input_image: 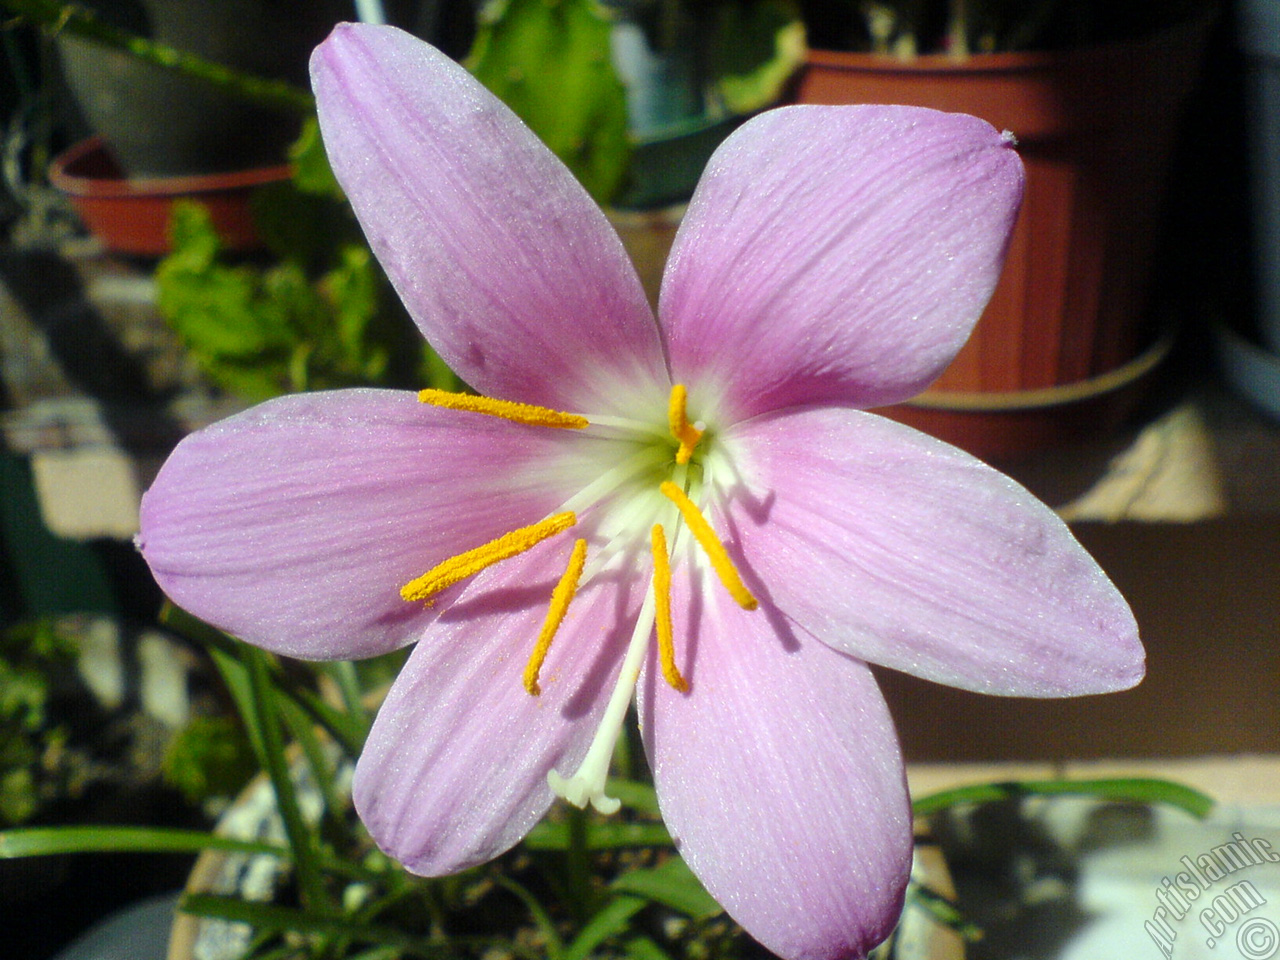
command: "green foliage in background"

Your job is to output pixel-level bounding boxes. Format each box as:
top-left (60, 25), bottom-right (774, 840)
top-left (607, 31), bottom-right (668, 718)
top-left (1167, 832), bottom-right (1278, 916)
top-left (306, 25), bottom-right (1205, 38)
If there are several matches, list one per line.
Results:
top-left (469, 0), bottom-right (632, 205)
top-left (708, 0), bottom-right (807, 115)
top-left (0, 621), bottom-right (76, 825)
top-left (163, 715), bottom-right (257, 811)
top-left (155, 120), bottom-right (452, 403)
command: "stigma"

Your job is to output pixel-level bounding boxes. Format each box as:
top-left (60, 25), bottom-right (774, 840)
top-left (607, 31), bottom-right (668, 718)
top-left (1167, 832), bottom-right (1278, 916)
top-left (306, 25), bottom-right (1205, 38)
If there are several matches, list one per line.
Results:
top-left (403, 383), bottom-right (760, 814)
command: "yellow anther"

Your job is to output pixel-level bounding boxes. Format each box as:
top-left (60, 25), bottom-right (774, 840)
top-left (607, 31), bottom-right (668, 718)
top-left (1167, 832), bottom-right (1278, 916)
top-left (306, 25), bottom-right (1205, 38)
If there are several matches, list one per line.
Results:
top-left (650, 524), bottom-right (688, 693)
top-left (659, 482), bottom-right (757, 611)
top-left (418, 389), bottom-right (589, 430)
top-left (401, 512), bottom-right (577, 603)
top-left (667, 384), bottom-right (703, 465)
top-left (524, 538), bottom-right (588, 696)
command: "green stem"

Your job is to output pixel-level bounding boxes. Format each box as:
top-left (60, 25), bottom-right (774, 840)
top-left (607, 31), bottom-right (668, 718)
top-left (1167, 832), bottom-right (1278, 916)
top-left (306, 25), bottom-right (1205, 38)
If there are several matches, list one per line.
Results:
top-left (3, 0), bottom-right (314, 112)
top-left (565, 806), bottom-right (595, 922)
top-left (245, 646), bottom-right (330, 913)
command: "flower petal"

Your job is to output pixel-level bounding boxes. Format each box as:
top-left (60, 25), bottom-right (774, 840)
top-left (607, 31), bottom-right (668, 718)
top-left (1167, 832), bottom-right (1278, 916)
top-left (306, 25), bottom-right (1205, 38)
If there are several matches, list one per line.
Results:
top-left (660, 105), bottom-right (1024, 420)
top-left (355, 552), bottom-right (643, 874)
top-left (311, 24), bottom-right (666, 412)
top-left (639, 575), bottom-right (912, 960)
top-left (723, 408), bottom-right (1144, 696)
top-left (138, 389), bottom-right (589, 659)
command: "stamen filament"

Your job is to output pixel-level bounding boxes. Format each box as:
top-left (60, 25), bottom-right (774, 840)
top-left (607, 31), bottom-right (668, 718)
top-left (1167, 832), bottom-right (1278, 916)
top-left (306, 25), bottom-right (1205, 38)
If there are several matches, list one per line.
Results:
top-left (659, 481), bottom-right (757, 610)
top-left (524, 539), bottom-right (588, 695)
top-left (650, 524), bottom-right (688, 692)
top-left (667, 384), bottom-right (703, 464)
top-left (418, 389), bottom-right (588, 430)
top-left (548, 588), bottom-right (657, 814)
top-left (401, 512), bottom-right (576, 603)
top-left (578, 413), bottom-right (670, 438)
top-left (559, 445), bottom-right (668, 516)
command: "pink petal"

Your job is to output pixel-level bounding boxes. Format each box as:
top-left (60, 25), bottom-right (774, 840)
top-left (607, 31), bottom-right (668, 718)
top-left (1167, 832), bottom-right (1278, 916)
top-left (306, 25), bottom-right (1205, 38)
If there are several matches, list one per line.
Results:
top-left (639, 571), bottom-right (912, 960)
top-left (722, 408), bottom-right (1144, 696)
top-left (355, 552), bottom-right (644, 874)
top-left (311, 24), bottom-right (666, 412)
top-left (138, 389), bottom-right (587, 660)
top-left (660, 105), bottom-right (1024, 420)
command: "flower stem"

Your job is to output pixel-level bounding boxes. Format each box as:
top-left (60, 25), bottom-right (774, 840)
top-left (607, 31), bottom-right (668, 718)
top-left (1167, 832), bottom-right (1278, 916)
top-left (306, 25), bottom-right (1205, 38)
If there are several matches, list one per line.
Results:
top-left (565, 805), bottom-right (595, 923)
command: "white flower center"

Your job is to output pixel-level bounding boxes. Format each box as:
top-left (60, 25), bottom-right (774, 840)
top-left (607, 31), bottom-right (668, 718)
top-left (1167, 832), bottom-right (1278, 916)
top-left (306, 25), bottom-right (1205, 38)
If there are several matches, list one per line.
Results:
top-left (400, 384), bottom-right (758, 814)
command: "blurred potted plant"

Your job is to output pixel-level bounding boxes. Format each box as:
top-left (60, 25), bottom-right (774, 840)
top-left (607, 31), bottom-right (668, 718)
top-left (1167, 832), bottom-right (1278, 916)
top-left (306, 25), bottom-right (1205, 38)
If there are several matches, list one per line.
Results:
top-left (468, 0), bottom-right (806, 301)
top-left (794, 0), bottom-right (1217, 459)
top-left (6, 0), bottom-right (339, 254)
top-left (1217, 0), bottom-right (1280, 420)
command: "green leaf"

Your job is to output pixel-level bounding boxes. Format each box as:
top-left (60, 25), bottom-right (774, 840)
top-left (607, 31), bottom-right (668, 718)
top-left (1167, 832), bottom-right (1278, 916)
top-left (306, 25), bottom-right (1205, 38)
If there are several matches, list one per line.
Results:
top-left (162, 714), bottom-right (258, 806)
top-left (204, 642), bottom-right (265, 763)
top-left (244, 646), bottom-right (329, 912)
top-left (524, 820), bottom-right (673, 850)
top-left (611, 856), bottom-right (723, 920)
top-left (162, 606), bottom-right (367, 756)
top-left (0, 768), bottom-right (36, 825)
top-left (323, 244), bottom-right (385, 379)
top-left (563, 894), bottom-right (648, 960)
top-left (606, 778), bottom-right (661, 816)
top-left (494, 874), bottom-right (566, 960)
top-left (912, 777), bottom-right (1214, 819)
top-left (468, 0), bottom-right (631, 204)
top-left (0, 825), bottom-right (287, 859)
top-left (155, 203), bottom-right (295, 400)
top-left (624, 933), bottom-right (676, 960)
top-left (906, 881), bottom-right (983, 941)
top-left (290, 115), bottom-right (344, 199)
top-left (710, 0), bottom-right (807, 114)
top-left (179, 894), bottom-right (436, 952)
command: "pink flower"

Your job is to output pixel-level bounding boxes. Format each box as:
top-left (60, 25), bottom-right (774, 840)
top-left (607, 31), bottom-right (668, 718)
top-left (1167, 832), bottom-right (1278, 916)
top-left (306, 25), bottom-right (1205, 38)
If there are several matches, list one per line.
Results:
top-left (137, 23), bottom-right (1143, 960)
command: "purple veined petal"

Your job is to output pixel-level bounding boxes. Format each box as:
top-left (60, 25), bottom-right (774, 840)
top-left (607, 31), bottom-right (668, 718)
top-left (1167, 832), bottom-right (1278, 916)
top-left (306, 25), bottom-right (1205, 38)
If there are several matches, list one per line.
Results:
top-left (721, 407), bottom-right (1144, 696)
top-left (311, 24), bottom-right (668, 413)
top-left (638, 570), bottom-right (912, 960)
top-left (138, 389), bottom-right (592, 660)
top-left (355, 548), bottom-right (645, 874)
top-left (661, 105), bottom-right (1024, 421)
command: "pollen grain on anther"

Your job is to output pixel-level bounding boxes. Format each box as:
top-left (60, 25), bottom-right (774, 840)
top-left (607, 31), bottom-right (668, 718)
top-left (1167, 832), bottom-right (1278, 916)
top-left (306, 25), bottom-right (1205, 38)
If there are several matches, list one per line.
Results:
top-left (418, 388), bottom-right (589, 430)
top-left (524, 538), bottom-right (589, 696)
top-left (650, 524), bottom-right (688, 693)
top-left (401, 512), bottom-right (577, 604)
top-left (659, 482), bottom-right (757, 611)
top-left (667, 384), bottom-right (704, 465)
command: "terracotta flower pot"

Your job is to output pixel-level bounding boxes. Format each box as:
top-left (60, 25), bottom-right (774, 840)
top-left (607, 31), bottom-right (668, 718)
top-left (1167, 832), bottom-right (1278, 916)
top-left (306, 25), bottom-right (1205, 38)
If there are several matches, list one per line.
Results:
top-left (48, 137), bottom-right (291, 256)
top-left (793, 14), bottom-right (1213, 459)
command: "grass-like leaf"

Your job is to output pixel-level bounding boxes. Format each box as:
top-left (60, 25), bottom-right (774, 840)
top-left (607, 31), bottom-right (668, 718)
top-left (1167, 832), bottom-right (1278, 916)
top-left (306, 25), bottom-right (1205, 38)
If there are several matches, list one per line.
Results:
top-left (562, 895), bottom-right (648, 960)
top-left (912, 777), bottom-right (1213, 819)
top-left (493, 874), bottom-right (566, 960)
top-left (524, 821), bottom-right (673, 851)
top-left (605, 779), bottom-right (661, 816)
top-left (611, 857), bottom-right (722, 921)
top-left (0, 825), bottom-right (287, 859)
top-left (179, 893), bottom-right (460, 957)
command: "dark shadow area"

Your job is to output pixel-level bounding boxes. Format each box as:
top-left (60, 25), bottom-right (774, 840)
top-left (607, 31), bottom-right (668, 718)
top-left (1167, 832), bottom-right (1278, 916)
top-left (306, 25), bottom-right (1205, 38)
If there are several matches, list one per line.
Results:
top-left (882, 516), bottom-right (1280, 762)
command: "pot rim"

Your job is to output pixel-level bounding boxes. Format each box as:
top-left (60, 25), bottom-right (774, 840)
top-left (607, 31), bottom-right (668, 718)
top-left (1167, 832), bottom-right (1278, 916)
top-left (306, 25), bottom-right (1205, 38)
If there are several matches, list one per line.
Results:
top-left (49, 136), bottom-right (293, 199)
